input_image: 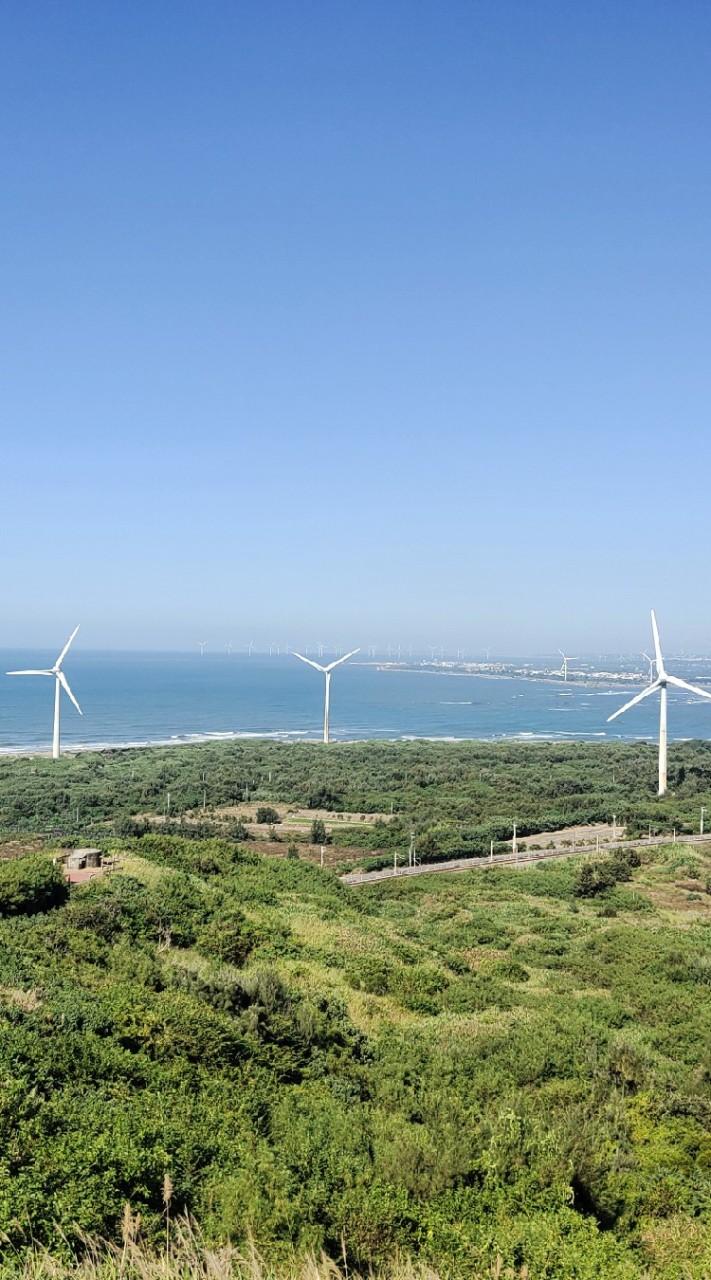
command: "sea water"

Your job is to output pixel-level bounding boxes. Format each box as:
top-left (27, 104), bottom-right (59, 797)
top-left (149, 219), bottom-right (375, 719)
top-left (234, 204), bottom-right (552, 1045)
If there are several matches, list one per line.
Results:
top-left (1, 651), bottom-right (710, 754)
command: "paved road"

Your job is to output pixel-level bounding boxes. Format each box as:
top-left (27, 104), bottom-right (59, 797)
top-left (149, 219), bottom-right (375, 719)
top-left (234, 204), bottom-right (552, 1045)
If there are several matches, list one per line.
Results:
top-left (340, 832), bottom-right (711, 886)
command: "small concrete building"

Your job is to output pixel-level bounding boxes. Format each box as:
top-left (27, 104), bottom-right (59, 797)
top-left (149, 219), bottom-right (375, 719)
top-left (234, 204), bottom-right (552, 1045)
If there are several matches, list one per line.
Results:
top-left (64, 848), bottom-right (102, 871)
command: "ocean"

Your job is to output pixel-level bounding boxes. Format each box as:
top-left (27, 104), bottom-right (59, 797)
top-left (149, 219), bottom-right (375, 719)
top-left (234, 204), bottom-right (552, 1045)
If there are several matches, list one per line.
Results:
top-left (1, 651), bottom-right (711, 755)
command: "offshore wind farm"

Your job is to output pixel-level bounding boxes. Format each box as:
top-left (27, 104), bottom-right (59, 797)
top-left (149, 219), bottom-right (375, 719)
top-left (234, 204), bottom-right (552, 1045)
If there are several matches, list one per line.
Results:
top-left (2, 626), bottom-right (711, 756)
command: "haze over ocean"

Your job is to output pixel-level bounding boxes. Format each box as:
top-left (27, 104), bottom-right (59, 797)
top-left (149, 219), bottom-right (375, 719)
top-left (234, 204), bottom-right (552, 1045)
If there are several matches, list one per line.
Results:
top-left (2, 652), bottom-right (711, 754)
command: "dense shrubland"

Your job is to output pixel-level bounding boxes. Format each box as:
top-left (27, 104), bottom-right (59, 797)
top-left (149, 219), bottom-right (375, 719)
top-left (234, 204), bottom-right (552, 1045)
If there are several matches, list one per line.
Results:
top-left (1, 740), bottom-right (711, 864)
top-left (0, 815), bottom-right (710, 1275)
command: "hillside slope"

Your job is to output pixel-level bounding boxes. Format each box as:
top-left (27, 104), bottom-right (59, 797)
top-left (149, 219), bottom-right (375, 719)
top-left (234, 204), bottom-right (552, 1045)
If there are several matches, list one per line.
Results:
top-left (0, 835), bottom-right (710, 1277)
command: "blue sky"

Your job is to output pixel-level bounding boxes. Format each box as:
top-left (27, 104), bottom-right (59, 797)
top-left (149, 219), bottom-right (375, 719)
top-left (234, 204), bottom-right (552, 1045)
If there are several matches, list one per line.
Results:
top-left (2, 1), bottom-right (710, 654)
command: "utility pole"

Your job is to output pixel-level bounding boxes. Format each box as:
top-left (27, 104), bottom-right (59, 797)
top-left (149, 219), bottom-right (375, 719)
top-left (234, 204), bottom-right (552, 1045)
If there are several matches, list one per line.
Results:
top-left (320, 845), bottom-right (325, 868)
top-left (408, 829), bottom-right (416, 868)
top-left (490, 840), bottom-right (494, 863)
top-left (612, 813), bottom-right (617, 841)
top-left (513, 822), bottom-right (518, 865)
top-left (166, 791), bottom-right (171, 818)
top-left (701, 807), bottom-right (706, 837)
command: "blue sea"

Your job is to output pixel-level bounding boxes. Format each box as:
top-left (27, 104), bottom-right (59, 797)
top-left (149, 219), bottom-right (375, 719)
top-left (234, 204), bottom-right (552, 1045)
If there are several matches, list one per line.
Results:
top-left (1, 651), bottom-right (711, 754)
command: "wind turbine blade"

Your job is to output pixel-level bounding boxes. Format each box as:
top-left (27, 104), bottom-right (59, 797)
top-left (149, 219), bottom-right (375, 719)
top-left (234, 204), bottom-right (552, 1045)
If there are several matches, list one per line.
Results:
top-left (607, 681), bottom-right (661, 722)
top-left (324, 648), bottom-right (361, 672)
top-left (6, 669), bottom-right (53, 676)
top-left (55, 625), bottom-right (80, 669)
top-left (650, 611), bottom-right (664, 672)
top-left (666, 674), bottom-right (711, 701)
top-left (293, 652), bottom-right (326, 674)
top-left (57, 670), bottom-right (83, 715)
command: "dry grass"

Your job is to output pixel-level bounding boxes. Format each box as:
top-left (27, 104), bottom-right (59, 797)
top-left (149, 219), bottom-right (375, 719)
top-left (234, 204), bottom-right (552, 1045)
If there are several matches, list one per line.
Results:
top-left (0, 986), bottom-right (41, 1012)
top-left (0, 838), bottom-right (46, 861)
top-left (0, 1212), bottom-right (530, 1280)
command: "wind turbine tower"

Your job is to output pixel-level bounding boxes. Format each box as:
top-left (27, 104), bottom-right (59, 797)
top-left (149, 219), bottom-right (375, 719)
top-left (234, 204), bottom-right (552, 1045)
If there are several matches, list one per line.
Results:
top-left (558, 650), bottom-right (577, 682)
top-left (293, 648), bottom-right (360, 743)
top-left (608, 610), bottom-right (711, 795)
top-left (7, 626), bottom-right (83, 760)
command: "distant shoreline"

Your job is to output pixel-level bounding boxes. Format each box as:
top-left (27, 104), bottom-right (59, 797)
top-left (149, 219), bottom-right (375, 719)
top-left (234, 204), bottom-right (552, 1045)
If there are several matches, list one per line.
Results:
top-left (0, 728), bottom-right (683, 762)
top-left (370, 663), bottom-right (643, 689)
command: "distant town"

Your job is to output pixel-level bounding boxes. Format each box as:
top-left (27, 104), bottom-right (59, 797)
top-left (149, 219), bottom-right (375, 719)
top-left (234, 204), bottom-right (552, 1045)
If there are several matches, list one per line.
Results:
top-left (374, 657), bottom-right (711, 686)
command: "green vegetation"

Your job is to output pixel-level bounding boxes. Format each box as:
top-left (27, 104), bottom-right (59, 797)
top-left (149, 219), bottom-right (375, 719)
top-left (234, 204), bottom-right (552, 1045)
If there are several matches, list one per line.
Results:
top-left (572, 848), bottom-right (641, 897)
top-left (256, 806), bottom-right (281, 826)
top-left (0, 852), bottom-right (67, 917)
top-left (1, 742), bottom-right (711, 1275)
top-left (0, 841), bottom-right (708, 1273)
top-left (1, 738), bottom-right (711, 865)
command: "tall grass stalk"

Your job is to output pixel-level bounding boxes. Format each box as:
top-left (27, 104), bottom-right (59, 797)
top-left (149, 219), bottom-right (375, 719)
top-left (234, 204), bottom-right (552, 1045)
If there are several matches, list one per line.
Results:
top-left (0, 1213), bottom-right (524, 1280)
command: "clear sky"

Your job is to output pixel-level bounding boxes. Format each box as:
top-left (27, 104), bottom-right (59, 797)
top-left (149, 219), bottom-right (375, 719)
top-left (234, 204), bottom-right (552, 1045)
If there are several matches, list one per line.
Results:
top-left (2, 1), bottom-right (710, 654)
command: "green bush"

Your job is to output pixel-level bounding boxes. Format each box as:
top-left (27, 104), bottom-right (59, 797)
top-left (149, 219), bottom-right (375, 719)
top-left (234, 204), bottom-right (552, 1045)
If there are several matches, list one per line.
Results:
top-left (572, 853), bottom-right (639, 899)
top-left (256, 806), bottom-right (280, 825)
top-left (195, 907), bottom-right (263, 965)
top-left (0, 854), bottom-right (68, 917)
top-left (310, 819), bottom-right (328, 845)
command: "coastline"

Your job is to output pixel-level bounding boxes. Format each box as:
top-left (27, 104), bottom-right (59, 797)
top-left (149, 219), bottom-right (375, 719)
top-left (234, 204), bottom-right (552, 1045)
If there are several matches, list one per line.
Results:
top-left (0, 726), bottom-right (678, 761)
top-left (2, 658), bottom-right (709, 757)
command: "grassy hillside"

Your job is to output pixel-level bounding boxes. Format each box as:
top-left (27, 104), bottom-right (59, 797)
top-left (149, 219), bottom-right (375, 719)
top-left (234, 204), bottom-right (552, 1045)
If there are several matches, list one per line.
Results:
top-left (0, 825), bottom-right (710, 1277)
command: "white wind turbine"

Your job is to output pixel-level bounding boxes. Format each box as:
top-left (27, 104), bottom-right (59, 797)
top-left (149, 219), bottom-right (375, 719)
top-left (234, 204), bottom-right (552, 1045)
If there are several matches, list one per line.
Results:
top-left (642, 651), bottom-right (656, 683)
top-left (293, 648), bottom-right (360, 743)
top-left (558, 649), bottom-right (577, 682)
top-left (198, 641), bottom-right (207, 655)
top-left (7, 625), bottom-right (82, 760)
top-left (608, 610), bottom-right (711, 796)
